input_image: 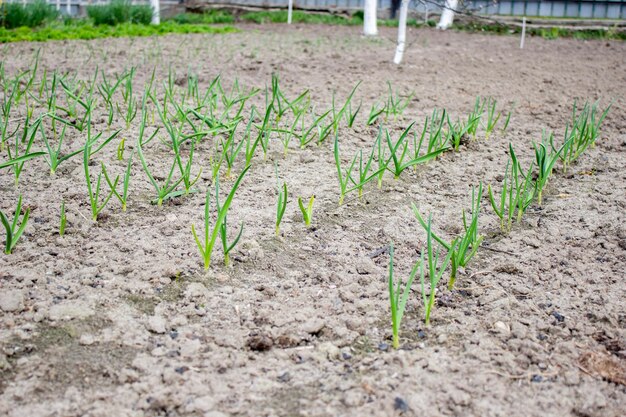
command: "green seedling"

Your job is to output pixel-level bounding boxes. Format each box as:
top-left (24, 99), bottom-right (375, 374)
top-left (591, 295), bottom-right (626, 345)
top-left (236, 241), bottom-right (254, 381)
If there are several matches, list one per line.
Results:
top-left (367, 101), bottom-right (386, 126)
top-left (136, 108), bottom-right (184, 206)
top-left (388, 242), bottom-right (419, 349)
top-left (117, 137), bottom-right (126, 161)
top-left (191, 166), bottom-right (250, 270)
top-left (345, 99), bottom-right (361, 128)
top-left (0, 195), bottom-right (30, 254)
top-left (427, 108), bottom-right (447, 154)
top-left (484, 97), bottom-right (501, 140)
top-left (466, 97), bottom-right (485, 140)
top-left (103, 152), bottom-right (134, 212)
top-left (4, 113), bottom-right (44, 186)
top-left (216, 178), bottom-right (245, 267)
top-left (385, 81), bottom-right (413, 121)
top-left (413, 183), bottom-right (483, 291)
top-left (275, 165), bottom-right (288, 236)
top-left (334, 133), bottom-right (358, 205)
top-left (386, 123), bottom-right (447, 179)
top-left (534, 131), bottom-right (565, 206)
top-left (39, 115), bottom-right (119, 175)
top-left (419, 215), bottom-right (454, 325)
top-left (551, 100), bottom-right (611, 172)
top-left (330, 81), bottom-right (361, 134)
top-left (348, 146), bottom-right (383, 198)
top-left (84, 134), bottom-right (118, 222)
top-left (221, 121), bottom-right (245, 177)
top-left (298, 195), bottom-right (315, 227)
top-left (275, 111), bottom-right (302, 156)
top-left (375, 127), bottom-right (388, 189)
top-left (299, 108), bottom-right (331, 149)
top-left (59, 200), bottom-right (66, 236)
top-left (488, 144), bottom-right (536, 232)
top-left (445, 115), bottom-right (475, 151)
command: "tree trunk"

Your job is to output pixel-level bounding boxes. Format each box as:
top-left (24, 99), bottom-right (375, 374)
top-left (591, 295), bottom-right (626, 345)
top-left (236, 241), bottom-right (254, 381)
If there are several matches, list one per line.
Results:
top-left (364, 0), bottom-right (378, 36)
top-left (151, 0), bottom-right (160, 25)
top-left (393, 0), bottom-right (410, 64)
top-left (437, 0), bottom-right (458, 30)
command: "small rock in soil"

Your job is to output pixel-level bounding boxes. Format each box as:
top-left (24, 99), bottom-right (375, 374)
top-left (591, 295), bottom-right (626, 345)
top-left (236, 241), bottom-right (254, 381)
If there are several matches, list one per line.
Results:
top-left (0, 290), bottom-right (24, 312)
top-left (277, 372), bottom-right (291, 382)
top-left (147, 316), bottom-right (167, 334)
top-left (378, 343), bottom-right (389, 352)
top-left (394, 397), bottom-right (409, 412)
top-left (302, 318), bottom-right (325, 335)
top-left (247, 334), bottom-right (273, 351)
top-left (551, 311), bottom-right (565, 323)
top-left (531, 374), bottom-right (544, 383)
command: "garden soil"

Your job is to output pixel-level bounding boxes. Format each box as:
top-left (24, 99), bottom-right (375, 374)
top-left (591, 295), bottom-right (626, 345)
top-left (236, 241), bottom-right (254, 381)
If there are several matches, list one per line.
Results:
top-left (0, 24), bottom-right (625, 417)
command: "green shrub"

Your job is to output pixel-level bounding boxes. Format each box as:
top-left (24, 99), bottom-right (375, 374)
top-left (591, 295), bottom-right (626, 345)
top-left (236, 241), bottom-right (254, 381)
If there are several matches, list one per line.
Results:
top-left (0, 0), bottom-right (59, 29)
top-left (168, 11), bottom-right (234, 25)
top-left (87, 0), bottom-right (153, 26)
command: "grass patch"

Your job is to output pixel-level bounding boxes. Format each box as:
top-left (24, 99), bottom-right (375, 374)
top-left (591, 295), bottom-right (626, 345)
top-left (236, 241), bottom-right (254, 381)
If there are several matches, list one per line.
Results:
top-left (0, 21), bottom-right (237, 43)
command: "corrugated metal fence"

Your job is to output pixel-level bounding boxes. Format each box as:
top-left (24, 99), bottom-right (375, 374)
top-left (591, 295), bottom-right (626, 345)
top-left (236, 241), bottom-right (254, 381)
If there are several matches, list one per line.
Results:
top-left (4, 0), bottom-right (625, 19)
top-left (201, 0), bottom-right (626, 19)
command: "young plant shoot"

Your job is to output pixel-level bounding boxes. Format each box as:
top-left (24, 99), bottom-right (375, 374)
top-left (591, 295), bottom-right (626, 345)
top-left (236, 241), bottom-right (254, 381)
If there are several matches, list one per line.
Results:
top-left (388, 242), bottom-right (419, 349)
top-left (0, 195), bottom-right (31, 254)
top-left (419, 215), bottom-right (454, 325)
top-left (191, 166), bottom-right (250, 270)
top-left (412, 183), bottom-right (483, 290)
top-left (298, 195), bottom-right (315, 228)
top-left (59, 200), bottom-right (67, 236)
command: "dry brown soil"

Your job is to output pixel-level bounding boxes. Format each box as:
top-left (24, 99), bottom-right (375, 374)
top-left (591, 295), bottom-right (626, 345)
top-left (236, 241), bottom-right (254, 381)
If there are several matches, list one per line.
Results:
top-left (0, 24), bottom-right (625, 417)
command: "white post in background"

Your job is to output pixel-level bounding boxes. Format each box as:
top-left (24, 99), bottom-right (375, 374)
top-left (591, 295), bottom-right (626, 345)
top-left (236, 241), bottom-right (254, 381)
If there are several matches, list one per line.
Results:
top-left (363, 0), bottom-right (378, 36)
top-left (437, 0), bottom-right (458, 30)
top-left (66, 0), bottom-right (71, 15)
top-left (56, 0), bottom-right (61, 11)
top-left (151, 0), bottom-right (160, 25)
top-left (288, 0), bottom-right (293, 24)
top-left (393, 0), bottom-right (409, 65)
top-left (520, 17), bottom-right (526, 49)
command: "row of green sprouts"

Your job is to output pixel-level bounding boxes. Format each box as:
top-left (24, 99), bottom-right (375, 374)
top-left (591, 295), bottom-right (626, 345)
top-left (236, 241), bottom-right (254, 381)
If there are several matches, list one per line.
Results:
top-left (387, 100), bottom-right (611, 348)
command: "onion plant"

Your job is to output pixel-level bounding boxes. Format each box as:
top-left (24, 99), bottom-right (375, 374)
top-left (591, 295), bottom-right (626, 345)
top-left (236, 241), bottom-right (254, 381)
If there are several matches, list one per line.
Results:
top-left (412, 183), bottom-right (483, 290)
top-left (466, 97), bottom-right (485, 140)
top-left (83, 127), bottom-right (119, 222)
top-left (334, 133), bottom-right (358, 205)
top-left (418, 215), bottom-right (453, 325)
top-left (348, 146), bottom-right (382, 198)
top-left (367, 101), bottom-right (386, 126)
top-left (386, 123), bottom-right (447, 179)
top-left (488, 144), bottom-right (536, 232)
top-left (299, 108), bottom-right (331, 149)
top-left (330, 81), bottom-right (360, 134)
top-left (534, 131), bottom-right (565, 206)
top-left (388, 242), bottom-right (419, 349)
top-left (135, 107), bottom-right (184, 206)
top-left (4, 113), bottom-right (44, 187)
top-left (551, 100), bottom-right (611, 173)
top-left (445, 115), bottom-right (474, 151)
top-left (191, 166), bottom-right (250, 270)
top-left (385, 82), bottom-right (413, 121)
top-left (426, 108), bottom-right (447, 155)
top-left (375, 127), bottom-right (388, 188)
top-left (0, 195), bottom-right (31, 254)
top-left (103, 152), bottom-right (133, 212)
top-left (484, 97), bottom-right (501, 140)
top-left (59, 200), bottom-right (66, 236)
top-left (275, 165), bottom-right (288, 236)
top-left (98, 70), bottom-right (125, 127)
top-left (298, 195), bottom-right (315, 227)
top-left (216, 179), bottom-right (245, 267)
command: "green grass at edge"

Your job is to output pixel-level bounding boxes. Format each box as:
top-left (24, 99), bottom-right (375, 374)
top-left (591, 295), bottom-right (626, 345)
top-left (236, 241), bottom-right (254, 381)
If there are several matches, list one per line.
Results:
top-left (0, 21), bottom-right (237, 43)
